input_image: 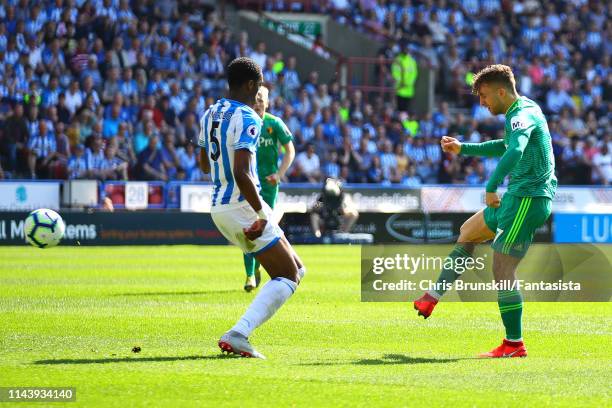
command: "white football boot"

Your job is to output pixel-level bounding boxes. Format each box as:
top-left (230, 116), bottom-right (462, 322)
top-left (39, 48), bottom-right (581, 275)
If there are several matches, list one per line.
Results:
top-left (218, 331), bottom-right (266, 359)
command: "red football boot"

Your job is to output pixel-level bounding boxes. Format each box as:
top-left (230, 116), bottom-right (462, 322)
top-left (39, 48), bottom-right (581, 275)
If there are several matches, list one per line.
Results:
top-left (479, 339), bottom-right (527, 358)
top-left (413, 292), bottom-right (439, 319)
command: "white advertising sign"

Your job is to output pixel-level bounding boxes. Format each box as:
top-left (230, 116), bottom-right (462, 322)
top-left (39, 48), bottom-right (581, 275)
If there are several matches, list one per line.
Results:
top-left (0, 182), bottom-right (60, 210)
top-left (552, 188), bottom-right (612, 214)
top-left (180, 185), bottom-right (214, 212)
top-left (421, 187), bottom-right (612, 213)
top-left (124, 182), bottom-right (148, 210)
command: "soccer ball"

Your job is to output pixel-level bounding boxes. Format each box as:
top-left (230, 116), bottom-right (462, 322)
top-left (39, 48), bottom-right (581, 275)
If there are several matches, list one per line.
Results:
top-left (24, 209), bottom-right (66, 248)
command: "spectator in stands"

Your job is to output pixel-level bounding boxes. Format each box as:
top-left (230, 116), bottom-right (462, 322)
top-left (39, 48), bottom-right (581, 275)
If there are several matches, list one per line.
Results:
top-left (561, 137), bottom-right (591, 184)
top-left (249, 41), bottom-right (267, 69)
top-left (294, 143), bottom-right (321, 183)
top-left (392, 44), bottom-right (418, 114)
top-left (85, 134), bottom-right (105, 180)
top-left (176, 112), bottom-right (198, 146)
top-left (368, 155), bottom-right (384, 183)
top-left (0, 0), bottom-right (607, 190)
top-left (592, 143), bottom-right (611, 185)
top-left (98, 144), bottom-right (128, 181)
top-left (283, 56), bottom-right (301, 97)
top-left (394, 143), bottom-right (409, 182)
top-left (199, 46), bottom-right (225, 94)
top-left (137, 134), bottom-right (167, 181)
top-left (160, 131), bottom-right (180, 180)
top-left (379, 139), bottom-right (397, 182)
top-left (402, 165), bottom-right (422, 187)
top-left (27, 120), bottom-right (56, 179)
top-left (133, 120), bottom-right (158, 155)
top-left (177, 142), bottom-right (199, 181)
top-left (65, 80), bottom-right (83, 117)
top-left (298, 111), bottom-right (316, 147)
top-left (1, 103), bottom-right (28, 173)
top-left (323, 150), bottom-right (341, 179)
top-left (111, 126), bottom-right (136, 166)
top-left (50, 122), bottom-right (70, 177)
top-left (546, 81), bottom-right (576, 114)
top-left (103, 104), bottom-right (122, 139)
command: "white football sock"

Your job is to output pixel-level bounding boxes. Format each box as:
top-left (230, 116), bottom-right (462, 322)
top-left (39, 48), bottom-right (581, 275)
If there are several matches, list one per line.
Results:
top-left (231, 277), bottom-right (297, 338)
top-left (428, 290), bottom-right (441, 300)
top-left (298, 266), bottom-right (307, 281)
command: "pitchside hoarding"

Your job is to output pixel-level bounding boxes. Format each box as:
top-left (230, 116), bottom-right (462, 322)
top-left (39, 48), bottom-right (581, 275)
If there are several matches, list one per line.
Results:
top-left (554, 213), bottom-right (612, 243)
top-left (0, 212), bottom-right (224, 245)
top-left (256, 185), bottom-right (422, 213)
top-left (420, 186), bottom-right (612, 213)
top-left (178, 185), bottom-right (609, 214)
top-left (282, 212), bottom-right (552, 244)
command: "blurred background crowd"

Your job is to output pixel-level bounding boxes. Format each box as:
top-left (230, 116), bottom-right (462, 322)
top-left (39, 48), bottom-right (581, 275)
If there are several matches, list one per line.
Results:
top-left (0, 0), bottom-right (609, 186)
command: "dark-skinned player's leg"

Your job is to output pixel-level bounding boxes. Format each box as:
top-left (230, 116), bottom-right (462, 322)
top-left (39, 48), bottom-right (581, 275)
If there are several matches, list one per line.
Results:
top-left (220, 238), bottom-right (301, 358)
top-left (280, 235), bottom-right (306, 283)
top-left (244, 184), bottom-right (279, 291)
top-left (414, 209), bottom-right (495, 318)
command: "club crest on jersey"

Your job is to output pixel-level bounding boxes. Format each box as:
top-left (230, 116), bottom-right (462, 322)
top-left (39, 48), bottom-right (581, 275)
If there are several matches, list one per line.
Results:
top-left (246, 124), bottom-right (259, 138)
top-left (511, 116), bottom-right (527, 131)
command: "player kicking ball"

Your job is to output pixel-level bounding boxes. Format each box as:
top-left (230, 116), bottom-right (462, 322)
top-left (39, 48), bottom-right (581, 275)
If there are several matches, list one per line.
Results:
top-left (413, 65), bottom-right (556, 358)
top-left (243, 85), bottom-right (295, 292)
top-left (199, 57), bottom-right (306, 359)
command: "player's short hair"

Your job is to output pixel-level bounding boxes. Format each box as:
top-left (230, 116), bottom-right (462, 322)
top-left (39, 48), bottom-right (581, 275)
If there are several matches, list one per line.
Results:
top-left (472, 64), bottom-right (516, 95)
top-left (226, 57), bottom-right (262, 90)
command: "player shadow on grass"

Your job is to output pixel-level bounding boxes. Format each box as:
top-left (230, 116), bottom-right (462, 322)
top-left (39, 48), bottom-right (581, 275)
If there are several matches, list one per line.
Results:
top-left (353, 354), bottom-right (473, 365)
top-left (114, 290), bottom-right (238, 297)
top-left (34, 355), bottom-right (236, 365)
top-left (303, 354), bottom-right (477, 366)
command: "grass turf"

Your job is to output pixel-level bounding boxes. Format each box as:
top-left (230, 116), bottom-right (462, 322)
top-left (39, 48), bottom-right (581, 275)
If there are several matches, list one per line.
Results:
top-left (0, 245), bottom-right (610, 407)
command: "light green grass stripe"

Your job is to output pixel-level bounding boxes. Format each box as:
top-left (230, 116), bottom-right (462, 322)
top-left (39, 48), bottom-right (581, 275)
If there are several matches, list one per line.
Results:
top-left (503, 197), bottom-right (532, 254)
top-left (499, 304), bottom-right (523, 313)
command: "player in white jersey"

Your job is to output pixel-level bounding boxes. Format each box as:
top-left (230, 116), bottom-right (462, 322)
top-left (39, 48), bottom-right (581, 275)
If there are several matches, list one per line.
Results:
top-left (198, 57), bottom-right (306, 359)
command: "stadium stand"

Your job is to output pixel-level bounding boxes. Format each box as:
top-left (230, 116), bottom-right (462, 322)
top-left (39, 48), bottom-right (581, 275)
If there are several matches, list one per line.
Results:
top-left (0, 0), bottom-right (609, 190)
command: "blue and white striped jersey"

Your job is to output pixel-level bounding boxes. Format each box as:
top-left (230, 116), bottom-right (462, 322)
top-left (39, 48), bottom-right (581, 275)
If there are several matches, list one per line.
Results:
top-left (198, 98), bottom-right (263, 209)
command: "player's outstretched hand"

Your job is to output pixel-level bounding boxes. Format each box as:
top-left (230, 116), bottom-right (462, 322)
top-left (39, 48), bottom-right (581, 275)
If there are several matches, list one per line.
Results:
top-left (441, 136), bottom-right (461, 154)
top-left (486, 192), bottom-right (501, 208)
top-left (243, 219), bottom-right (267, 241)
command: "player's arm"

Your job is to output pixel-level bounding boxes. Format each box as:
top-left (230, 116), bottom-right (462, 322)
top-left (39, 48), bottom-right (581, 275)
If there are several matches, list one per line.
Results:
top-left (234, 149), bottom-right (267, 240)
top-left (197, 111), bottom-right (211, 174)
top-left (267, 118), bottom-right (295, 184)
top-left (460, 139), bottom-right (506, 157)
top-left (234, 149), bottom-right (264, 212)
top-left (234, 117), bottom-right (267, 240)
top-left (199, 148), bottom-right (210, 174)
top-left (485, 117), bottom-right (534, 194)
top-left (278, 141), bottom-right (295, 180)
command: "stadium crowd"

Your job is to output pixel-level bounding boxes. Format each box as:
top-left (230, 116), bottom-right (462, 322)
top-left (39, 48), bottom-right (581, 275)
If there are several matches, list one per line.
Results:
top-left (0, 0), bottom-right (610, 187)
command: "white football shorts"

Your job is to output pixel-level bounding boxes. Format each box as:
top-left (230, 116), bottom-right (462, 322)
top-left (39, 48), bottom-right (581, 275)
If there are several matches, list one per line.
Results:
top-left (211, 201), bottom-right (283, 255)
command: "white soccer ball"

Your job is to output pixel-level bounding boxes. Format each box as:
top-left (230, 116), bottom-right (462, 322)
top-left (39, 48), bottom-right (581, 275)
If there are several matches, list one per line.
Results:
top-left (24, 209), bottom-right (66, 248)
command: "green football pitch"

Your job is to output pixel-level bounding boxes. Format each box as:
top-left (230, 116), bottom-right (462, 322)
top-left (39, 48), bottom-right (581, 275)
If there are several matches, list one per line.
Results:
top-left (1, 245), bottom-right (610, 407)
